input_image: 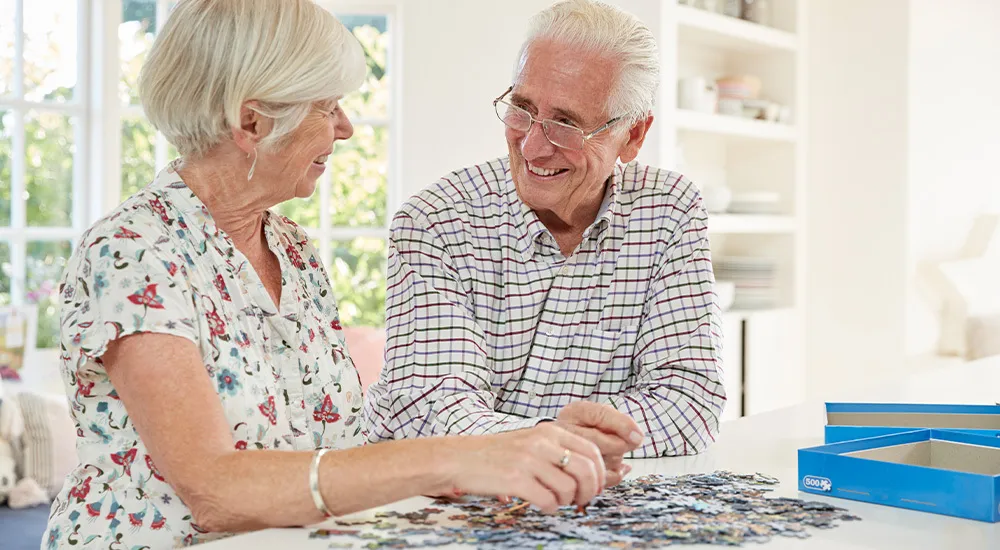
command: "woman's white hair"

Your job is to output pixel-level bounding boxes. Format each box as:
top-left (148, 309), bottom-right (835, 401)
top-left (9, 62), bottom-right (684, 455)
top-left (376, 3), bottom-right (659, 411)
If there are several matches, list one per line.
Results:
top-left (516, 0), bottom-right (659, 125)
top-left (139, 0), bottom-right (366, 158)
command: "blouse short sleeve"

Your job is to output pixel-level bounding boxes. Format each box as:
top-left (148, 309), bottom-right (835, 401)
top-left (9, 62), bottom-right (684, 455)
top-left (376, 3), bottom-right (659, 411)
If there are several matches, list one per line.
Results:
top-left (60, 221), bottom-right (201, 366)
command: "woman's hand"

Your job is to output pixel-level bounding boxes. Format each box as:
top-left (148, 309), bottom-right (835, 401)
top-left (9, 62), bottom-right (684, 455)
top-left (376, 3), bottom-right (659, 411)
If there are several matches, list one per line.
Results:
top-left (438, 422), bottom-right (605, 513)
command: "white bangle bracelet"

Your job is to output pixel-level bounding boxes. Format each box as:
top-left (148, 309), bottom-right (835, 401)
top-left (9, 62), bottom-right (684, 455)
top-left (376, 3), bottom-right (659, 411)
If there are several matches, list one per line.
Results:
top-left (309, 448), bottom-right (333, 518)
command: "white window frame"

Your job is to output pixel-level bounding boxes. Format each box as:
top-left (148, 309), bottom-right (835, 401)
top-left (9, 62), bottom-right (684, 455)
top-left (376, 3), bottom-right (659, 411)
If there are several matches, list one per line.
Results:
top-left (303, 2), bottom-right (403, 271)
top-left (1, 0), bottom-right (402, 350)
top-left (0, 0), bottom-right (90, 315)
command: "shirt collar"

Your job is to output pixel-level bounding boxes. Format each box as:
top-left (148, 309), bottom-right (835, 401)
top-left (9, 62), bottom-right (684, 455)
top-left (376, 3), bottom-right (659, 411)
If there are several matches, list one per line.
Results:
top-left (506, 158), bottom-right (625, 260)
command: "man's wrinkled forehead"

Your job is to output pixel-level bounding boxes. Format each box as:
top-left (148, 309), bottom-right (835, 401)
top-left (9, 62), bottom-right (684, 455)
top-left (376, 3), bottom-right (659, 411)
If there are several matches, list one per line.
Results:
top-left (512, 39), bottom-right (618, 123)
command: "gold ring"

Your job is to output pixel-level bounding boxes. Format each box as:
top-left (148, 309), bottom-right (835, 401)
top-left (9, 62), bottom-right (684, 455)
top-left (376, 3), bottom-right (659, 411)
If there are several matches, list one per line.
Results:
top-left (558, 449), bottom-right (571, 469)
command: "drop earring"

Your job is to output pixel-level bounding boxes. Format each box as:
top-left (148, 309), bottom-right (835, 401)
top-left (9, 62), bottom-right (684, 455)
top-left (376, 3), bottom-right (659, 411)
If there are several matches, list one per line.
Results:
top-left (247, 147), bottom-right (258, 181)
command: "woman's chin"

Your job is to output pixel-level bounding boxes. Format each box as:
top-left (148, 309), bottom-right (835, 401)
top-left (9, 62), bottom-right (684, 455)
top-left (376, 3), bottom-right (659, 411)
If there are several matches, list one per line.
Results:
top-left (293, 178), bottom-right (319, 200)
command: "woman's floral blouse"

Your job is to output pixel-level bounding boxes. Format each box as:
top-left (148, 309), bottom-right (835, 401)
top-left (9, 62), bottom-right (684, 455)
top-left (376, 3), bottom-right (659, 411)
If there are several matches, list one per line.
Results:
top-left (44, 161), bottom-right (364, 548)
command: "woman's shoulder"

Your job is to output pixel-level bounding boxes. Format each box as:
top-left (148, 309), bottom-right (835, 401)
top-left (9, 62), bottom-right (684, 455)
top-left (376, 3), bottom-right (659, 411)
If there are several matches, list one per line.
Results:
top-left (80, 161), bottom-right (198, 246)
top-left (77, 190), bottom-right (177, 252)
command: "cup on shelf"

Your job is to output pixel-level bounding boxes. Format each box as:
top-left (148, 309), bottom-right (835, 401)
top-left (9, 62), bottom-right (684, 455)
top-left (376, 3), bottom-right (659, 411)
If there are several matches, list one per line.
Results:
top-left (721, 0), bottom-right (742, 17)
top-left (698, 0), bottom-right (720, 12)
top-left (678, 76), bottom-right (718, 113)
top-left (740, 0), bottom-right (771, 25)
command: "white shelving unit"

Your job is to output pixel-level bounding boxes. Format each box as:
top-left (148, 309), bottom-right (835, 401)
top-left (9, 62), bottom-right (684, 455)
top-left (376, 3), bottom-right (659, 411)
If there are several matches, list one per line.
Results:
top-left (676, 109), bottom-right (798, 143)
top-left (674, 3), bottom-right (798, 52)
top-left (707, 214), bottom-right (796, 234)
top-left (660, 0), bottom-right (807, 421)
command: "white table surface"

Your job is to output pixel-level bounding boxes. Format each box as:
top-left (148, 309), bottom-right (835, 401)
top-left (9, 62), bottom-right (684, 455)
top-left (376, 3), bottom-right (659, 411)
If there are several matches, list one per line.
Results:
top-left (201, 357), bottom-right (1000, 549)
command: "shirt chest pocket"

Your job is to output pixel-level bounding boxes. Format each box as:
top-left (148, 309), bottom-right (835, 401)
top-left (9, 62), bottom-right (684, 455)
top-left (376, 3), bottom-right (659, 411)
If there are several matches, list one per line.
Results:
top-left (532, 325), bottom-right (639, 396)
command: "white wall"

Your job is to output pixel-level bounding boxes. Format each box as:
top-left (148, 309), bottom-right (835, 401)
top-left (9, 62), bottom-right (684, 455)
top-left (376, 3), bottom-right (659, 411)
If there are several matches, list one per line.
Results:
top-left (807, 0), bottom-right (1000, 397)
top-left (806, 0), bottom-right (911, 398)
top-left (396, 0), bottom-right (661, 203)
top-left (905, 0), bottom-right (1000, 356)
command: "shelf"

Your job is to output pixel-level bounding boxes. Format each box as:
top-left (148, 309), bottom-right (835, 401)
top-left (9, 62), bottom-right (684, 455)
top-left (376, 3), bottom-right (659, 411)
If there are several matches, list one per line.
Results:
top-left (675, 109), bottom-right (798, 143)
top-left (722, 307), bottom-right (793, 321)
top-left (675, 4), bottom-right (798, 54)
top-left (707, 214), bottom-right (796, 233)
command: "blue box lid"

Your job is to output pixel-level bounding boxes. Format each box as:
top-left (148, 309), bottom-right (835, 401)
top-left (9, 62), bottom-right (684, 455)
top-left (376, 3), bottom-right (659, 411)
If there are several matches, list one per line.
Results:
top-left (824, 403), bottom-right (1000, 444)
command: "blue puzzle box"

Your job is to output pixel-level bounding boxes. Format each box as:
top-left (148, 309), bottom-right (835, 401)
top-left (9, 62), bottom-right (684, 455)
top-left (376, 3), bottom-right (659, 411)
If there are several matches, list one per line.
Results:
top-left (799, 429), bottom-right (1000, 522)
top-left (824, 402), bottom-right (1000, 444)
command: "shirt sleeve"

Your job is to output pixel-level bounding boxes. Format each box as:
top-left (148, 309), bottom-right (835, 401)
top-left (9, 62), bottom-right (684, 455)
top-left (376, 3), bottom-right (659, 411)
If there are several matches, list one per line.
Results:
top-left (60, 225), bottom-right (201, 366)
top-left (604, 202), bottom-right (727, 458)
top-left (362, 211), bottom-right (544, 442)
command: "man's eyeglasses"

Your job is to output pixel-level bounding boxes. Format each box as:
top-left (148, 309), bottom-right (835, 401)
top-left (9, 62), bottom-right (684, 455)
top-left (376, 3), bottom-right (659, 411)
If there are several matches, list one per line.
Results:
top-left (492, 86), bottom-right (622, 150)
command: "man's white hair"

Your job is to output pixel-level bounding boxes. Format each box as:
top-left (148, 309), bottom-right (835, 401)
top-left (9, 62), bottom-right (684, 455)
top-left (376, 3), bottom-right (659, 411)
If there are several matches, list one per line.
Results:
top-left (139, 0), bottom-right (366, 158)
top-left (515, 0), bottom-right (659, 125)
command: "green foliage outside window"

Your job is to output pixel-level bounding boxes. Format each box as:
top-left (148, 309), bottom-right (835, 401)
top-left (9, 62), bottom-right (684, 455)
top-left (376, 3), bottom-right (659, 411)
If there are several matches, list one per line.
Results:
top-left (0, 6), bottom-right (392, 346)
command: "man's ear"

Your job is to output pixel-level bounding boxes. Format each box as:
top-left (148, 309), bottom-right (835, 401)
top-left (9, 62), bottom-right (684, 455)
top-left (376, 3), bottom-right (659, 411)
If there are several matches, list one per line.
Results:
top-left (618, 113), bottom-right (654, 164)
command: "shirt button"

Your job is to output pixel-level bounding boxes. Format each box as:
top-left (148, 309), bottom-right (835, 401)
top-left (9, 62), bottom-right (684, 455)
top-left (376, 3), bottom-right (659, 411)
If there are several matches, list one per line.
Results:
top-left (528, 390), bottom-right (538, 400)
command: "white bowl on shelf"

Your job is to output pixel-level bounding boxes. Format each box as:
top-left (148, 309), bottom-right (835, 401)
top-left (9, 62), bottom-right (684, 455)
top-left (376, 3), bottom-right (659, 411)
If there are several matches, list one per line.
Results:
top-left (714, 280), bottom-right (736, 311)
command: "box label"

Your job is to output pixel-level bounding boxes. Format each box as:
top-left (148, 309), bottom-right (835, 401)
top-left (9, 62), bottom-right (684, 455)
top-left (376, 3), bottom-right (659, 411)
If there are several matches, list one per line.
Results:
top-left (803, 475), bottom-right (832, 492)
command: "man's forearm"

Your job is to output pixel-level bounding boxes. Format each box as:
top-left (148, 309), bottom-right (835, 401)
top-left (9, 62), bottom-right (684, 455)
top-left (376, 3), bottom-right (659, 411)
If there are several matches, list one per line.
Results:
top-left (605, 384), bottom-right (723, 458)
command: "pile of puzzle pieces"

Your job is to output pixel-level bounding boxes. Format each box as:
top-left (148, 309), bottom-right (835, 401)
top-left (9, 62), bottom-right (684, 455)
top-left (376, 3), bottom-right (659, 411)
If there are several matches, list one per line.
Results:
top-left (310, 471), bottom-right (861, 548)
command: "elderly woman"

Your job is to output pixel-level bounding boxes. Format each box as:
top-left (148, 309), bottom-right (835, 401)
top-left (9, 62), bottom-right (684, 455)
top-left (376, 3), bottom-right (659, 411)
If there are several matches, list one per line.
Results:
top-left (42, 1), bottom-right (620, 547)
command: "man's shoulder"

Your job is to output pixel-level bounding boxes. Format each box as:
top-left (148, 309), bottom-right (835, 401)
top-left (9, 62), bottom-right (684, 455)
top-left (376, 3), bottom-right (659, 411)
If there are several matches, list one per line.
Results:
top-left (397, 157), bottom-right (510, 225)
top-left (617, 161), bottom-right (702, 216)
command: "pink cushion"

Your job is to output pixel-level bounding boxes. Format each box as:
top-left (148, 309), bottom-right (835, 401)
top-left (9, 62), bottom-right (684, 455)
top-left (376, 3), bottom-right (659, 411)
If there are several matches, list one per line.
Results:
top-left (341, 328), bottom-right (385, 390)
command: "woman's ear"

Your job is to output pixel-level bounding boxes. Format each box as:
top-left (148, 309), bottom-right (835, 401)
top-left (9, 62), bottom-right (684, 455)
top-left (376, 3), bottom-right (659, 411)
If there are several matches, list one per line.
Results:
top-left (231, 101), bottom-right (271, 154)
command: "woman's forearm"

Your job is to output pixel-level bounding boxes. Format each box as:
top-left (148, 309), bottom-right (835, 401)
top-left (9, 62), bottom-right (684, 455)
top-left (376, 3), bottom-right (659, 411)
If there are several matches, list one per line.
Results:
top-left (181, 438), bottom-right (454, 533)
top-left (102, 333), bottom-right (456, 534)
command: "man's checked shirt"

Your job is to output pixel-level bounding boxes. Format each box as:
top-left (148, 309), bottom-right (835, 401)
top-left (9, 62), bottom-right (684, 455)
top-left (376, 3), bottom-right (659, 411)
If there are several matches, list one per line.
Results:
top-left (362, 156), bottom-right (726, 457)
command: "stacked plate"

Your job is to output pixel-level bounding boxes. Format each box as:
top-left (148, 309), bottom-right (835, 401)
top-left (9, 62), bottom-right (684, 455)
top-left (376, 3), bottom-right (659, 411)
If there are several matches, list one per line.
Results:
top-left (727, 191), bottom-right (782, 215)
top-left (713, 256), bottom-right (779, 310)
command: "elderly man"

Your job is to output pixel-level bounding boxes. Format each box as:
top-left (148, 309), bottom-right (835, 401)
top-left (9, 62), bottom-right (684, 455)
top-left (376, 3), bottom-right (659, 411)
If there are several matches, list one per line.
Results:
top-left (364, 0), bottom-right (726, 468)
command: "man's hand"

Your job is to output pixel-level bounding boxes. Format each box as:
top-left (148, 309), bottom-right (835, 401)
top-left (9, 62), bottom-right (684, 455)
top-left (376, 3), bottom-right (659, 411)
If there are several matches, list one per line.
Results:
top-left (554, 401), bottom-right (644, 486)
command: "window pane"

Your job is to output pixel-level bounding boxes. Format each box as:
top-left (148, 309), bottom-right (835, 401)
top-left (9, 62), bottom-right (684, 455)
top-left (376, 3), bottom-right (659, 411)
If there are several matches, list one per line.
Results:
top-left (165, 137), bottom-right (178, 164)
top-left (26, 240), bottom-right (70, 349)
top-left (25, 111), bottom-right (74, 227)
top-left (23, 0), bottom-right (77, 102)
top-left (0, 110), bottom-right (11, 226)
top-left (0, 0), bottom-right (14, 97)
top-left (329, 237), bottom-right (386, 328)
top-left (277, 195), bottom-right (320, 229)
top-left (120, 0), bottom-right (157, 105)
top-left (330, 125), bottom-right (387, 227)
top-left (122, 117), bottom-right (156, 198)
top-left (0, 241), bottom-right (10, 305)
top-left (339, 16), bottom-right (388, 120)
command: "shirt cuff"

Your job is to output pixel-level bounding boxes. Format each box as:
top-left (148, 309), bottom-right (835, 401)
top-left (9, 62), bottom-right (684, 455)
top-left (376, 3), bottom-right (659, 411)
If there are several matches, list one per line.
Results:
top-left (493, 416), bottom-right (554, 433)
